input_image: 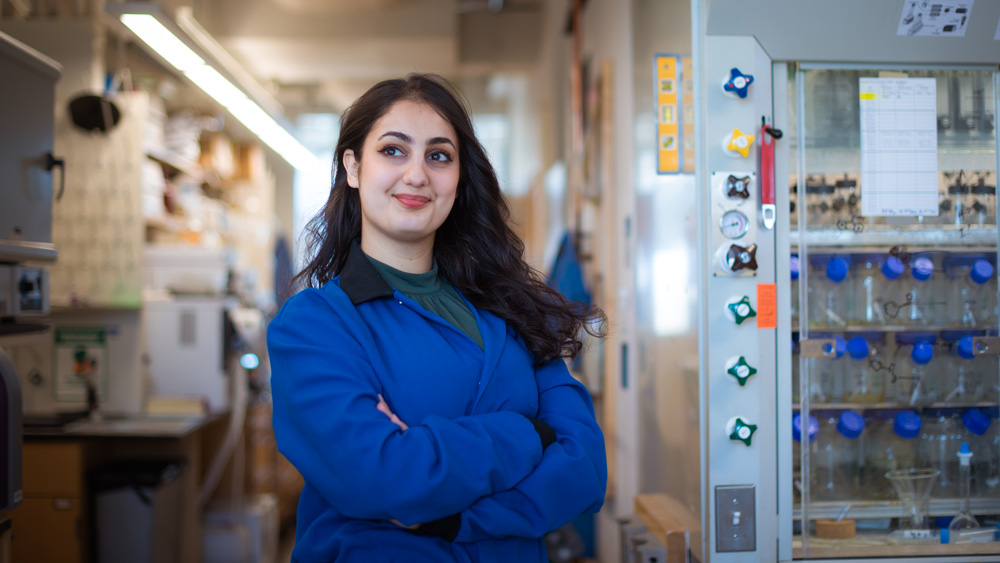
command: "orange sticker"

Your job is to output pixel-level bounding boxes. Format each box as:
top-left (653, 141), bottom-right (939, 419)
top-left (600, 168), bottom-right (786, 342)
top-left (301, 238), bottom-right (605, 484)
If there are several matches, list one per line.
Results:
top-left (757, 283), bottom-right (777, 329)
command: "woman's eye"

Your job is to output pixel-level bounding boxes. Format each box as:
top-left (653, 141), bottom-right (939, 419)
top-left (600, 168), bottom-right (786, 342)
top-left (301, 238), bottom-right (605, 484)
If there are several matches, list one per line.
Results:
top-left (428, 151), bottom-right (453, 163)
top-left (379, 146), bottom-right (403, 157)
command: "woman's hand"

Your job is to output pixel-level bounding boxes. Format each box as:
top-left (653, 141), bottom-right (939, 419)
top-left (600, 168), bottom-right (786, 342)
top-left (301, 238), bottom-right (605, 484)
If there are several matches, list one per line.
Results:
top-left (377, 394), bottom-right (408, 430)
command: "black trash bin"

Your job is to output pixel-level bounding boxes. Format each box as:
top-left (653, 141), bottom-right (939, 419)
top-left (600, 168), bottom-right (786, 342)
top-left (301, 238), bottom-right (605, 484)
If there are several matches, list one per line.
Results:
top-left (90, 459), bottom-right (186, 563)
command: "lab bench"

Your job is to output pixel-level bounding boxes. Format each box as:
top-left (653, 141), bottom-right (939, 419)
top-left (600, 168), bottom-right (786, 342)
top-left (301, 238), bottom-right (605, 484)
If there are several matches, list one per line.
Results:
top-left (15, 414), bottom-right (222, 563)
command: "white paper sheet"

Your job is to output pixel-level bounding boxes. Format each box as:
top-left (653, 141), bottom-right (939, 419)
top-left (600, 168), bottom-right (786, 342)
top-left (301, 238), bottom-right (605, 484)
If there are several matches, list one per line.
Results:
top-left (897, 0), bottom-right (974, 37)
top-left (859, 77), bottom-right (939, 216)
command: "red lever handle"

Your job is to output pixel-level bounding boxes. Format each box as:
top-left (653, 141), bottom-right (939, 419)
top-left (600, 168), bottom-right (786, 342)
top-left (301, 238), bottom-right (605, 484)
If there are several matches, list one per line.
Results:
top-left (760, 120), bottom-right (782, 229)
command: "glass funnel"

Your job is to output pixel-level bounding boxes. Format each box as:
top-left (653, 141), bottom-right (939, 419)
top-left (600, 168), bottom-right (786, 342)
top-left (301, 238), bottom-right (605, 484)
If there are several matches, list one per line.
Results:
top-left (887, 468), bottom-right (940, 530)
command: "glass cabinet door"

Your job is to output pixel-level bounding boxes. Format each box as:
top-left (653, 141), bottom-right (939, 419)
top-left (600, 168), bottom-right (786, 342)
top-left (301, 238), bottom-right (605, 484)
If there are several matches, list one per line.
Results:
top-left (791, 67), bottom-right (1000, 558)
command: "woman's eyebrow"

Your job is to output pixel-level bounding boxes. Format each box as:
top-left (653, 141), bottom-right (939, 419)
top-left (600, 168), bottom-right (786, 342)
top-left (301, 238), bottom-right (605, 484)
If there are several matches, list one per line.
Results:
top-left (377, 131), bottom-right (455, 149)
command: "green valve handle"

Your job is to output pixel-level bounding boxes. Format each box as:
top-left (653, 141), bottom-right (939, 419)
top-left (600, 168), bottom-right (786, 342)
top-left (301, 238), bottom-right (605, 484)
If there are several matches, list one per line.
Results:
top-left (728, 296), bottom-right (756, 325)
top-left (727, 416), bottom-right (758, 447)
top-left (727, 357), bottom-right (757, 386)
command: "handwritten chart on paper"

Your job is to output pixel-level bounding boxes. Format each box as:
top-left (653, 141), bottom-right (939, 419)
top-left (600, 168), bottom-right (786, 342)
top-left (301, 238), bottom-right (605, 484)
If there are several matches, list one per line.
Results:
top-left (860, 77), bottom-right (938, 216)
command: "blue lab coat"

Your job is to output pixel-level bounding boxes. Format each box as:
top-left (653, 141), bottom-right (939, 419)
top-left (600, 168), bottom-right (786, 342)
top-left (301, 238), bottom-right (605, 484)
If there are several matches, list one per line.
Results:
top-left (267, 242), bottom-right (607, 563)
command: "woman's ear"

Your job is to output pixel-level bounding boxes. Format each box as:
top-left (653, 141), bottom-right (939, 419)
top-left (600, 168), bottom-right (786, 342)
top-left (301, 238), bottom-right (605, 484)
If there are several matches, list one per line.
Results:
top-left (344, 149), bottom-right (360, 188)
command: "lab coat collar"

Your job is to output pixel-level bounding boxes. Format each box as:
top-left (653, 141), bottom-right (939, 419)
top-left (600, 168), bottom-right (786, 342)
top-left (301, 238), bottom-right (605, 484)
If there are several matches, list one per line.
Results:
top-left (339, 239), bottom-right (394, 305)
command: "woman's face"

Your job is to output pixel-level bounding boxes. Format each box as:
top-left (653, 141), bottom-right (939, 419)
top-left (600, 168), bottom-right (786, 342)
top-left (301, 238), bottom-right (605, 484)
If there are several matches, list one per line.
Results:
top-left (344, 99), bottom-right (460, 254)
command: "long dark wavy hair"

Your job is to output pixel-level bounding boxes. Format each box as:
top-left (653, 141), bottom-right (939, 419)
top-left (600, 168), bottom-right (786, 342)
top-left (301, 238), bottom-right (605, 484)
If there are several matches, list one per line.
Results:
top-left (294, 73), bottom-right (606, 365)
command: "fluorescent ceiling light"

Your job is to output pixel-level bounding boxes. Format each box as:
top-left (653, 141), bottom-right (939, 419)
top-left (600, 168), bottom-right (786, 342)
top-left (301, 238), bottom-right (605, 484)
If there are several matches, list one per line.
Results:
top-left (114, 9), bottom-right (319, 171)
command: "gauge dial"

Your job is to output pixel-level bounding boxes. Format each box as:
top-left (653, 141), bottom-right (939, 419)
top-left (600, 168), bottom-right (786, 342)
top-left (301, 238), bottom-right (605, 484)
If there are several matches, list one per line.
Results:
top-left (720, 210), bottom-right (750, 239)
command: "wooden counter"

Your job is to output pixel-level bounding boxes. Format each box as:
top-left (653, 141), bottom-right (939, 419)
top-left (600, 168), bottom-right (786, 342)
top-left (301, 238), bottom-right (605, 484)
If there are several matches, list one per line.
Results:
top-left (634, 493), bottom-right (702, 563)
top-left (17, 413), bottom-right (224, 563)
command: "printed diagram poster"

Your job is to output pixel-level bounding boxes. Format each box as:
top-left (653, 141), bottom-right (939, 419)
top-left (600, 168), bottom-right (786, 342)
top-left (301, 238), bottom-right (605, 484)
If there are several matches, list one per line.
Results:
top-left (860, 77), bottom-right (939, 216)
top-left (897, 0), bottom-right (974, 37)
top-left (54, 327), bottom-right (108, 402)
top-left (655, 54), bottom-right (680, 174)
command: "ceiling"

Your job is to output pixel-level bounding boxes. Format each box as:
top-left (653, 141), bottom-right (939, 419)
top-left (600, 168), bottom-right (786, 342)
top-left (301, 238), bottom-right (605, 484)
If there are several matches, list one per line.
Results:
top-left (189, 0), bottom-right (546, 115)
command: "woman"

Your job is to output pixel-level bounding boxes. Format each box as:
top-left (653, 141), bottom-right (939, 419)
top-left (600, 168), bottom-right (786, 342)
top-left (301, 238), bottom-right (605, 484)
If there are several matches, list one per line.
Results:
top-left (268, 73), bottom-right (607, 563)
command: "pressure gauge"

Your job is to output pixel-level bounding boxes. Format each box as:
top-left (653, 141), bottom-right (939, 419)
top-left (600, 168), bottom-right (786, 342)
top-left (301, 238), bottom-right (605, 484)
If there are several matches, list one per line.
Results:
top-left (720, 210), bottom-right (750, 239)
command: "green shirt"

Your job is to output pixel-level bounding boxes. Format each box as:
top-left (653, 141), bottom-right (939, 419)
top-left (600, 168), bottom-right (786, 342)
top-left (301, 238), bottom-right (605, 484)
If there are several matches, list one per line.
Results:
top-left (365, 255), bottom-right (484, 350)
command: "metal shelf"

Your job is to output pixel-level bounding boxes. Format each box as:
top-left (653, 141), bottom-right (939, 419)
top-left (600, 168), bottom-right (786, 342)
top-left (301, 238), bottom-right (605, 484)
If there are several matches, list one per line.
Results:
top-left (793, 325), bottom-right (994, 333)
top-left (791, 227), bottom-right (998, 250)
top-left (792, 402), bottom-right (999, 411)
top-left (795, 497), bottom-right (1000, 521)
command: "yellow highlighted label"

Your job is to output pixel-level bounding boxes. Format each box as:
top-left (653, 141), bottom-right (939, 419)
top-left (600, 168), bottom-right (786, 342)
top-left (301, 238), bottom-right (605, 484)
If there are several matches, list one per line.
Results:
top-left (860, 93), bottom-right (876, 100)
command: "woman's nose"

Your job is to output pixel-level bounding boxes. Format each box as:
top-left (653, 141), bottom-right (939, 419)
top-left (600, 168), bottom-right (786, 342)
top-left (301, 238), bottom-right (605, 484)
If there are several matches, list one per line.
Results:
top-left (402, 159), bottom-right (429, 187)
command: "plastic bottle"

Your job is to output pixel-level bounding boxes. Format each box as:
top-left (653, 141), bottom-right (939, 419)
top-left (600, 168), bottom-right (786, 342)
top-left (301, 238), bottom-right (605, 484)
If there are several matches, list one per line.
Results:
top-left (881, 256), bottom-right (906, 326)
top-left (961, 408), bottom-right (992, 497)
top-left (808, 255), bottom-right (851, 328)
top-left (792, 413), bottom-right (819, 501)
top-left (865, 409), bottom-right (922, 499)
top-left (791, 255), bottom-right (800, 328)
top-left (844, 336), bottom-right (883, 403)
top-left (905, 256), bottom-right (937, 326)
top-left (852, 254), bottom-right (889, 326)
top-left (919, 408), bottom-right (964, 498)
top-left (891, 334), bottom-right (937, 406)
top-left (812, 411), bottom-right (866, 501)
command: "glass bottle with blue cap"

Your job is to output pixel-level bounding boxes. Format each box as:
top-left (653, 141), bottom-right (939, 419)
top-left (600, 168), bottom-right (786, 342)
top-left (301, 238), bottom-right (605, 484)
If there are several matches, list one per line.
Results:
top-left (792, 412), bottom-right (819, 502)
top-left (864, 409), bottom-right (922, 499)
top-left (940, 333), bottom-right (982, 403)
top-left (808, 254), bottom-right (851, 328)
top-left (943, 254), bottom-right (996, 327)
top-left (880, 255), bottom-right (906, 326)
top-left (891, 333), bottom-right (937, 406)
top-left (851, 253), bottom-right (890, 326)
top-left (812, 410), bottom-right (866, 501)
top-left (960, 408), bottom-right (992, 497)
top-left (919, 408), bottom-right (965, 498)
top-left (904, 255), bottom-right (938, 326)
top-left (844, 335), bottom-right (884, 403)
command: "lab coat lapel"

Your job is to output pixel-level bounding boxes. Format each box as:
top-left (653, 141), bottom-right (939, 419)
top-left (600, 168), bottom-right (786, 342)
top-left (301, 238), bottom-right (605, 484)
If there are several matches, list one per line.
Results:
top-left (471, 308), bottom-right (506, 411)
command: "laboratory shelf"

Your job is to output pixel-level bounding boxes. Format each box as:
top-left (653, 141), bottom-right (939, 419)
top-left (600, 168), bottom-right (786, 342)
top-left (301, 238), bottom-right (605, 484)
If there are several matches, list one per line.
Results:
top-left (791, 227), bottom-right (998, 250)
top-left (791, 402), bottom-right (999, 411)
top-left (794, 497), bottom-right (1000, 521)
top-left (794, 325), bottom-right (996, 333)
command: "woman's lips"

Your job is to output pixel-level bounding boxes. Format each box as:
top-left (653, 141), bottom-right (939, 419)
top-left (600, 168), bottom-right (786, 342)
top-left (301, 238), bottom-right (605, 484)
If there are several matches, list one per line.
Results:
top-left (395, 194), bottom-right (430, 209)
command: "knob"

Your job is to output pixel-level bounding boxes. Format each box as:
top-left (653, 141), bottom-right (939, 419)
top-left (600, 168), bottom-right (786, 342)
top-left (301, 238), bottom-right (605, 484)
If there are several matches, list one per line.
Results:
top-left (726, 416), bottom-right (758, 447)
top-left (723, 68), bottom-right (754, 98)
top-left (727, 296), bottom-right (757, 325)
top-left (727, 357), bottom-right (757, 387)
top-left (724, 243), bottom-right (758, 273)
top-left (726, 128), bottom-right (755, 158)
top-left (726, 174), bottom-right (751, 199)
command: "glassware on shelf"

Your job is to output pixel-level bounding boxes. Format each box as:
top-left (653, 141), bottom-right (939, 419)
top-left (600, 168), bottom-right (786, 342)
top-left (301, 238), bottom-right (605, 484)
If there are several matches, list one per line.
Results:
top-left (864, 409), bottom-right (922, 499)
top-left (891, 334), bottom-right (938, 406)
top-left (791, 255), bottom-right (800, 327)
top-left (844, 335), bottom-right (883, 403)
top-left (943, 254), bottom-right (996, 328)
top-left (880, 256), bottom-right (906, 326)
top-left (808, 255), bottom-right (851, 328)
top-left (940, 526), bottom-right (1000, 544)
top-left (812, 410), bottom-right (865, 501)
top-left (919, 408), bottom-right (964, 498)
top-left (793, 412), bottom-right (819, 502)
top-left (851, 254), bottom-right (891, 326)
top-left (886, 468), bottom-right (940, 535)
top-left (947, 442), bottom-right (979, 532)
top-left (903, 255), bottom-right (938, 326)
top-left (940, 333), bottom-right (983, 402)
top-left (808, 334), bottom-right (847, 403)
top-left (948, 171), bottom-right (970, 228)
top-left (961, 408), bottom-right (992, 496)
top-left (985, 407), bottom-right (1000, 497)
